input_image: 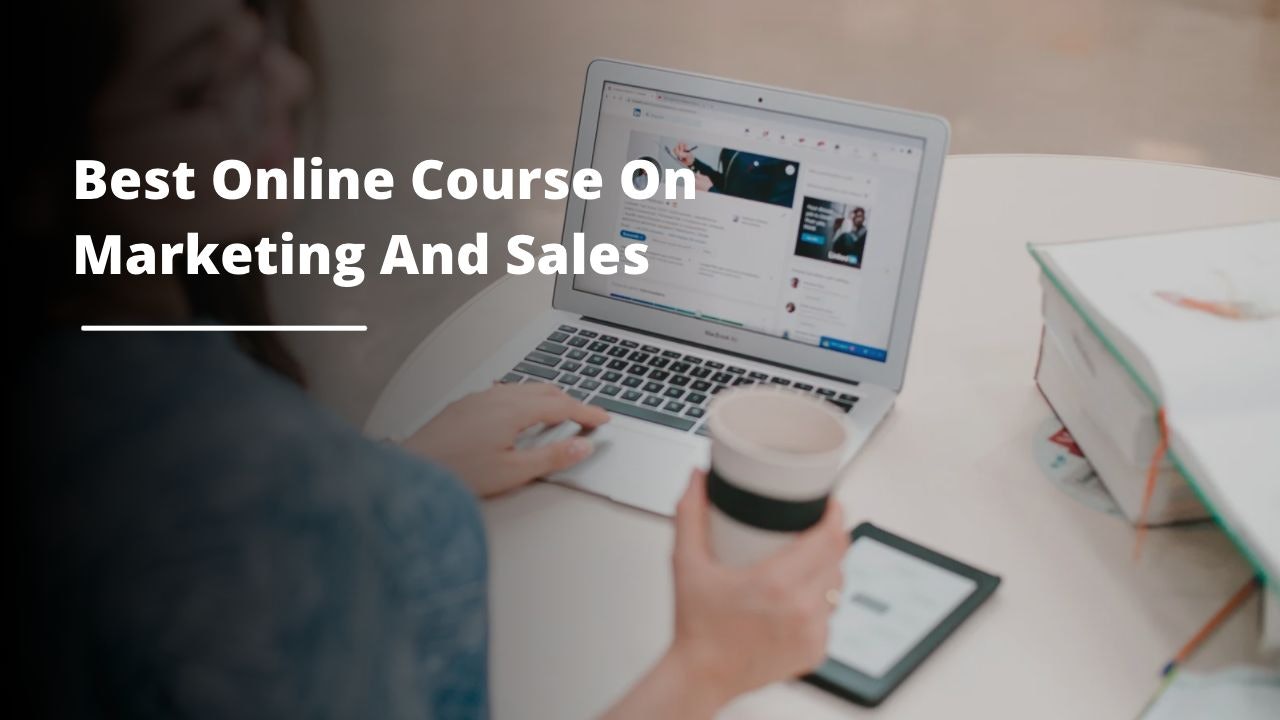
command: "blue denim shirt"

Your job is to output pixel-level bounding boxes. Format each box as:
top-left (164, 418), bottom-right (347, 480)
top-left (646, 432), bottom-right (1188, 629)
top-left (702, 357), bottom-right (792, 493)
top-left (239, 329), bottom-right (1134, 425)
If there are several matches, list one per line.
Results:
top-left (26, 330), bottom-right (488, 719)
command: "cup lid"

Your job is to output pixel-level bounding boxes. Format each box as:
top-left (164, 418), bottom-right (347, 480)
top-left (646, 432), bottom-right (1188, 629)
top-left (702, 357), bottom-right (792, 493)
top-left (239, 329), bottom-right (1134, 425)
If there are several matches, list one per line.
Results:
top-left (707, 386), bottom-right (850, 469)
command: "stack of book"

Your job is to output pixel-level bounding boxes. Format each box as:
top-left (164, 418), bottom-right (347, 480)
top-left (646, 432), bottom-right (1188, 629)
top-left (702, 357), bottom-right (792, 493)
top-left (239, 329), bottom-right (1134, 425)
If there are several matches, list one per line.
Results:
top-left (1034, 267), bottom-right (1205, 525)
top-left (1028, 221), bottom-right (1279, 570)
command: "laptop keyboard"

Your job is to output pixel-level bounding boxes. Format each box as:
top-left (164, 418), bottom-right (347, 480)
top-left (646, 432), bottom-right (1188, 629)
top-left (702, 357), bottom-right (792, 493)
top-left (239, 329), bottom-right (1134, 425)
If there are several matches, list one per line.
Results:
top-left (503, 324), bottom-right (860, 435)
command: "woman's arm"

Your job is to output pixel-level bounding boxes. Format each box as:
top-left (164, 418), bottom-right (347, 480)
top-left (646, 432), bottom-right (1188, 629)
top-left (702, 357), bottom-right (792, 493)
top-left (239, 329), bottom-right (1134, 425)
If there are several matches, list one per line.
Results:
top-left (602, 649), bottom-right (732, 720)
top-left (602, 473), bottom-right (847, 719)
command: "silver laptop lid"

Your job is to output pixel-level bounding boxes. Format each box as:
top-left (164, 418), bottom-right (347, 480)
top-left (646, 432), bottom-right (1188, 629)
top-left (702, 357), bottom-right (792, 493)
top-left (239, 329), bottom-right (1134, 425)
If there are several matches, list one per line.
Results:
top-left (552, 60), bottom-right (948, 392)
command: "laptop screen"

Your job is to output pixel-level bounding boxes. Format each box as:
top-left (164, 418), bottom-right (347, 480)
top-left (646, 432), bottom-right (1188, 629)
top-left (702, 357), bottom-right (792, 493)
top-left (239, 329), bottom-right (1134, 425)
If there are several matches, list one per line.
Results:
top-left (573, 82), bottom-right (927, 364)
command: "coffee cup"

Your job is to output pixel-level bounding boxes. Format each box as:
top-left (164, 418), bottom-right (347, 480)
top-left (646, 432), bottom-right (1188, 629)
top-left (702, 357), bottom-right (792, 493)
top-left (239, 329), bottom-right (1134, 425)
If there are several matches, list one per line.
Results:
top-left (705, 387), bottom-right (850, 567)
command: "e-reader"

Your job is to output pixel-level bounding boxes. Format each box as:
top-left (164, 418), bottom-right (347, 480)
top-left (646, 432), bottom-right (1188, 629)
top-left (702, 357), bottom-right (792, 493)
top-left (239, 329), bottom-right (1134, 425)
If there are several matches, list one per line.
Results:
top-left (804, 523), bottom-right (1001, 706)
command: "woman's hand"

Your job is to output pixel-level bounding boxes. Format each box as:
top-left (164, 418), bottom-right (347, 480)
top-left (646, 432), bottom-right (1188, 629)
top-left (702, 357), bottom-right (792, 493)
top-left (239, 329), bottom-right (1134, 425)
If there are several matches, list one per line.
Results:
top-left (603, 472), bottom-right (847, 719)
top-left (673, 142), bottom-right (696, 167)
top-left (670, 471), bottom-right (846, 703)
top-left (401, 383), bottom-right (610, 497)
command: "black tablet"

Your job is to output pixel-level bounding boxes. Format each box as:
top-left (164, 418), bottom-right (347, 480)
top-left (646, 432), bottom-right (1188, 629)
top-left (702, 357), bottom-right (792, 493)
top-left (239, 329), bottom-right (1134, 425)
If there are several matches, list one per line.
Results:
top-left (804, 522), bottom-right (1001, 707)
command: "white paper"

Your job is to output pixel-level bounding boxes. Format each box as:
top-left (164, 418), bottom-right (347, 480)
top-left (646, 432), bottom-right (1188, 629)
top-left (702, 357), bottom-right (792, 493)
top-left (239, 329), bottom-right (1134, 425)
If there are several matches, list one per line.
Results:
top-left (827, 538), bottom-right (977, 678)
top-left (1142, 666), bottom-right (1280, 720)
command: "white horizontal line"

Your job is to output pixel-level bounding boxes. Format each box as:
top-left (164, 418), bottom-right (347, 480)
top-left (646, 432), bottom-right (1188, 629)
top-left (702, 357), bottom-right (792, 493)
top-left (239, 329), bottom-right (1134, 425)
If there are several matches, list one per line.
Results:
top-left (81, 325), bottom-right (367, 332)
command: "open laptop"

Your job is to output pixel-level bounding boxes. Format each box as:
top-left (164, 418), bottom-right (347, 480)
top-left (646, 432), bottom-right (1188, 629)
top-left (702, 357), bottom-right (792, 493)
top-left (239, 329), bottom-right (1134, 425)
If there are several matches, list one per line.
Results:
top-left (430, 60), bottom-right (949, 516)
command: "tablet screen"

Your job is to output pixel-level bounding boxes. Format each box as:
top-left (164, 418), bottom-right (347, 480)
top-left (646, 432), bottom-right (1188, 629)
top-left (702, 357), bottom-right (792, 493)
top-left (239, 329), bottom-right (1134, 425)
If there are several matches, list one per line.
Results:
top-left (827, 536), bottom-right (979, 678)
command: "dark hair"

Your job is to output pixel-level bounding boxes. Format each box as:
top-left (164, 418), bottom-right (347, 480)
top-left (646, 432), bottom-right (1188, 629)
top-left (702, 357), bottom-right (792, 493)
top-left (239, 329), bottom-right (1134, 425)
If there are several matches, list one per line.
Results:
top-left (11, 0), bottom-right (313, 385)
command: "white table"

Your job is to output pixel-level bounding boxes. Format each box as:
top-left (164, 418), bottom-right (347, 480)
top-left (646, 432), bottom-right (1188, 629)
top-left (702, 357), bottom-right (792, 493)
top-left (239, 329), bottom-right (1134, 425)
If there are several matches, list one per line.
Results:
top-left (366, 155), bottom-right (1280, 719)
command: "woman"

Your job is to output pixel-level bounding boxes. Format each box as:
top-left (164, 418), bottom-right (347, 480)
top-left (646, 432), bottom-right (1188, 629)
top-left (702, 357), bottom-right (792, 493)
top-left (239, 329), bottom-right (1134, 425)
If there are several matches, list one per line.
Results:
top-left (15, 2), bottom-right (847, 717)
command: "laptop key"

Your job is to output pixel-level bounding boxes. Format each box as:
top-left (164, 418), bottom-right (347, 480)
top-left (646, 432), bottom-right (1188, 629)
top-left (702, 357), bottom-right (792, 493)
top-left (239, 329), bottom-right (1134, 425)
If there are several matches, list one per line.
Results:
top-left (664, 401), bottom-right (686, 413)
top-left (734, 378), bottom-right (754, 386)
top-left (525, 351), bottom-right (560, 367)
top-left (683, 355), bottom-right (703, 364)
top-left (600, 335), bottom-right (619, 343)
top-left (622, 376), bottom-right (643, 388)
top-left (603, 371), bottom-right (622, 382)
top-left (621, 340), bottom-right (640, 349)
top-left (559, 325), bottom-right (578, 333)
top-left (621, 389), bottom-right (643, 401)
top-left (691, 380), bottom-right (711, 392)
top-left (628, 351), bottom-right (651, 363)
top-left (590, 396), bottom-right (696, 432)
top-left (670, 375), bottom-right (691, 387)
top-left (649, 370), bottom-right (670, 382)
top-left (710, 385), bottom-right (727, 395)
top-left (664, 387), bottom-right (685, 399)
top-left (501, 373), bottom-right (523, 384)
top-left (794, 382), bottom-right (814, 391)
top-left (662, 350), bottom-right (682, 359)
top-left (686, 407), bottom-right (705, 418)
top-left (670, 362), bottom-right (691, 374)
top-left (642, 395), bottom-right (663, 408)
top-left (712, 372), bottom-right (733, 383)
top-left (537, 341), bottom-right (568, 355)
top-left (649, 357), bottom-right (670, 369)
top-left (728, 366), bottom-right (746, 375)
top-left (548, 331), bottom-right (569, 343)
top-left (567, 349), bottom-right (588, 360)
top-left (587, 354), bottom-right (607, 365)
top-left (643, 381), bottom-right (664, 393)
top-left (559, 373), bottom-right (581, 385)
top-left (579, 379), bottom-right (601, 391)
top-left (514, 362), bottom-right (558, 380)
top-left (686, 392), bottom-right (707, 405)
top-left (627, 364), bottom-right (648, 375)
top-left (568, 336), bottom-right (589, 348)
top-left (771, 377), bottom-right (791, 386)
top-left (839, 392), bottom-right (860, 402)
top-left (826, 399), bottom-right (854, 413)
top-left (589, 341), bottom-right (609, 353)
top-left (748, 371), bottom-right (768, 381)
top-left (641, 344), bottom-right (660, 353)
top-left (608, 346), bottom-right (629, 358)
top-left (578, 330), bottom-right (599, 339)
top-left (581, 366), bottom-right (601, 378)
top-left (706, 360), bottom-right (725, 369)
top-left (690, 366), bottom-right (712, 379)
top-left (567, 389), bottom-right (589, 401)
top-left (816, 388), bottom-right (836, 397)
top-left (560, 361), bottom-right (582, 372)
top-left (600, 384), bottom-right (621, 397)
top-left (608, 359), bottom-right (629, 371)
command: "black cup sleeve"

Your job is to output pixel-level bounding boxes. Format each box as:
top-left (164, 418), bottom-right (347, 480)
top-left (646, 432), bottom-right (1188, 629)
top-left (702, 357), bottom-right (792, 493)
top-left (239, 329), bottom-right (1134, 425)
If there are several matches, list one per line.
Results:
top-left (706, 467), bottom-right (828, 533)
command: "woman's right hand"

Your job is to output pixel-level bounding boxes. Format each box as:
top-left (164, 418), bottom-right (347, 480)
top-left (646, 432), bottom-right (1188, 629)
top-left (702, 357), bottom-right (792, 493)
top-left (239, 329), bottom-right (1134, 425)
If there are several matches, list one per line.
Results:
top-left (669, 471), bottom-right (847, 706)
top-left (602, 472), bottom-right (847, 719)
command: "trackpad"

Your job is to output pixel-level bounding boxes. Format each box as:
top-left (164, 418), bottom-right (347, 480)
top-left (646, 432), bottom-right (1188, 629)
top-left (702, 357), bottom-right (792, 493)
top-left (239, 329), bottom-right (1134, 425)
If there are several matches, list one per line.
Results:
top-left (548, 419), bottom-right (706, 516)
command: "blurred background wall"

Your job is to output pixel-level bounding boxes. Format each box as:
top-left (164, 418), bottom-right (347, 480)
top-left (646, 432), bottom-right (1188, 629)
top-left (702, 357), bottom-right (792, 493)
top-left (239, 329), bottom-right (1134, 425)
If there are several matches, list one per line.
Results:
top-left (274, 0), bottom-right (1280, 423)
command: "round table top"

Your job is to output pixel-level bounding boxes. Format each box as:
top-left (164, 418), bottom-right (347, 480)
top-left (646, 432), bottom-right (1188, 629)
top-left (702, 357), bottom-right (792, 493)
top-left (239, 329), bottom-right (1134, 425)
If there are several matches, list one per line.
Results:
top-left (366, 155), bottom-right (1280, 719)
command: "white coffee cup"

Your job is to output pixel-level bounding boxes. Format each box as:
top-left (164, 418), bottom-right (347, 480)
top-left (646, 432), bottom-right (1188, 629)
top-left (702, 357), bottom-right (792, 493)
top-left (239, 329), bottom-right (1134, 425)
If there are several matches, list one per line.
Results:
top-left (705, 387), bottom-right (850, 567)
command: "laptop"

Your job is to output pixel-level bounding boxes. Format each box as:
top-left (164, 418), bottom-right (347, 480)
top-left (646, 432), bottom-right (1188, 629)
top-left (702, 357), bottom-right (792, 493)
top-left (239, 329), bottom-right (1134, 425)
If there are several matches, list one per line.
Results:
top-left (428, 60), bottom-right (949, 516)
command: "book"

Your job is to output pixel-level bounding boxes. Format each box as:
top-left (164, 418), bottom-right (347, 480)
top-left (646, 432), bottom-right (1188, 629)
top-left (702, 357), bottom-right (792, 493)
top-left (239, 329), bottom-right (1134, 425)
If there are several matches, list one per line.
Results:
top-left (1029, 220), bottom-right (1280, 582)
top-left (1036, 301), bottom-right (1204, 524)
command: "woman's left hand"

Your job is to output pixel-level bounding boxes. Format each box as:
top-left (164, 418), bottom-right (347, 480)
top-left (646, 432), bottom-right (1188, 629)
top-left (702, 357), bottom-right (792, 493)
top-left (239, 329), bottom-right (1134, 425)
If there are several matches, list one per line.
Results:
top-left (401, 382), bottom-right (610, 497)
